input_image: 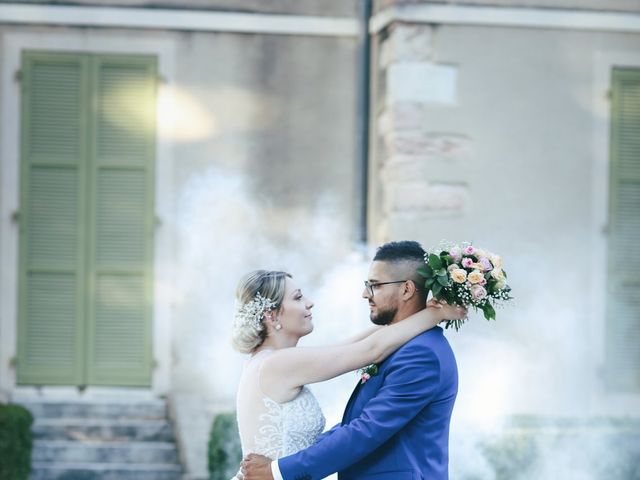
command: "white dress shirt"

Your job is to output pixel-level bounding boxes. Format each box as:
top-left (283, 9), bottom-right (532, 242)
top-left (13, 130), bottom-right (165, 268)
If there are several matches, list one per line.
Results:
top-left (271, 460), bottom-right (284, 480)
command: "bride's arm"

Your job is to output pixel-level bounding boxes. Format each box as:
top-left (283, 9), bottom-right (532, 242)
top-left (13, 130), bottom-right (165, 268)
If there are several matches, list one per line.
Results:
top-left (331, 299), bottom-right (444, 346)
top-left (331, 326), bottom-right (383, 346)
top-left (261, 303), bottom-right (464, 398)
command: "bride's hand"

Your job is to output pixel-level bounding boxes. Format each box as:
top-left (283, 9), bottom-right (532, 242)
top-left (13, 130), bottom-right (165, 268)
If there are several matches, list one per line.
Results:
top-left (426, 298), bottom-right (443, 310)
top-left (427, 298), bottom-right (467, 321)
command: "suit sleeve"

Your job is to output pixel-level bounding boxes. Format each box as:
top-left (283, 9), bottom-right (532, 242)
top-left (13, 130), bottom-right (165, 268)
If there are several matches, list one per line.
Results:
top-left (315, 422), bottom-right (340, 443)
top-left (278, 343), bottom-right (442, 480)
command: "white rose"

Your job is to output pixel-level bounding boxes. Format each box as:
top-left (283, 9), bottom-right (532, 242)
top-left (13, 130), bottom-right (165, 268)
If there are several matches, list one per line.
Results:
top-left (491, 268), bottom-right (505, 280)
top-left (451, 269), bottom-right (468, 283)
top-left (468, 270), bottom-right (485, 284)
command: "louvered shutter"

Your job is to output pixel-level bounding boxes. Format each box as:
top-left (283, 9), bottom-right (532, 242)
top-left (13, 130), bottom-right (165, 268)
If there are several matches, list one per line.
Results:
top-left (605, 68), bottom-right (640, 391)
top-left (86, 55), bottom-right (156, 386)
top-left (18, 52), bottom-right (156, 387)
top-left (17, 52), bottom-right (89, 385)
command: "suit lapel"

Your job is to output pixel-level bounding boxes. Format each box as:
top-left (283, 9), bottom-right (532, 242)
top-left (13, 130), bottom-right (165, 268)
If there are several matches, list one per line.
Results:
top-left (341, 380), bottom-right (364, 424)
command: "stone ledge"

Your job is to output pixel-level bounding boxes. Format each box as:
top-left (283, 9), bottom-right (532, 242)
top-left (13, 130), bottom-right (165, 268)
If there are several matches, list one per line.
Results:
top-left (32, 439), bottom-right (180, 464)
top-left (381, 132), bottom-right (472, 159)
top-left (30, 462), bottom-right (183, 480)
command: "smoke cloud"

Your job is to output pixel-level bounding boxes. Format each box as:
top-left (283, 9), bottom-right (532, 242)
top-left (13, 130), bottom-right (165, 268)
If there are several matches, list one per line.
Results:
top-left (169, 167), bottom-right (638, 479)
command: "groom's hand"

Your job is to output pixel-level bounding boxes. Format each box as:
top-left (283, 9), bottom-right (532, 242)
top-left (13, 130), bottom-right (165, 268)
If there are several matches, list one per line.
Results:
top-left (240, 453), bottom-right (273, 480)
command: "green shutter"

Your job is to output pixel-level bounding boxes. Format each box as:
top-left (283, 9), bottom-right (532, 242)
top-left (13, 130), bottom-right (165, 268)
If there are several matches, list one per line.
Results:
top-left (87, 55), bottom-right (156, 386)
top-left (17, 52), bottom-right (89, 385)
top-left (18, 52), bottom-right (156, 387)
top-left (606, 68), bottom-right (640, 391)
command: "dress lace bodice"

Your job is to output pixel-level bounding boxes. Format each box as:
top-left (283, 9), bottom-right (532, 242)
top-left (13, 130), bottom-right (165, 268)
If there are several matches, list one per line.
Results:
top-left (236, 350), bottom-right (326, 460)
top-left (252, 386), bottom-right (325, 458)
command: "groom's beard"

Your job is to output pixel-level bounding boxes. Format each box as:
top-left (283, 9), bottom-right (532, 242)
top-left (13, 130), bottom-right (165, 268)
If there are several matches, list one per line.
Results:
top-left (370, 306), bottom-right (398, 326)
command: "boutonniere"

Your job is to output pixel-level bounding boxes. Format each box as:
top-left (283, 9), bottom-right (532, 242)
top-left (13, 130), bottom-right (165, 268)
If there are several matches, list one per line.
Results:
top-left (358, 364), bottom-right (378, 384)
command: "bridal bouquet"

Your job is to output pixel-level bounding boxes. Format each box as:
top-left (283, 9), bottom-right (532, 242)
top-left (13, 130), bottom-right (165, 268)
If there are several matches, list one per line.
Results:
top-left (418, 243), bottom-right (513, 330)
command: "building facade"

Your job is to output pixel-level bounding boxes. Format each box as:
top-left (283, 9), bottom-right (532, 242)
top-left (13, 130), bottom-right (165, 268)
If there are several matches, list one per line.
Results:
top-left (0, 0), bottom-right (638, 478)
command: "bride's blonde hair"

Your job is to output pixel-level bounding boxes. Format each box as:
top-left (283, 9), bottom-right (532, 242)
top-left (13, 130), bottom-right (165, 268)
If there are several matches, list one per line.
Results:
top-left (232, 270), bottom-right (291, 354)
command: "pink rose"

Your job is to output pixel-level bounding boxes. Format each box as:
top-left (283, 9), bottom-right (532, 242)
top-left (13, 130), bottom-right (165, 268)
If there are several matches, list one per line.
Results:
top-left (449, 246), bottom-right (462, 261)
top-left (479, 257), bottom-right (492, 271)
top-left (361, 373), bottom-right (371, 384)
top-left (462, 258), bottom-right (474, 268)
top-left (463, 246), bottom-right (476, 255)
top-left (470, 285), bottom-right (487, 300)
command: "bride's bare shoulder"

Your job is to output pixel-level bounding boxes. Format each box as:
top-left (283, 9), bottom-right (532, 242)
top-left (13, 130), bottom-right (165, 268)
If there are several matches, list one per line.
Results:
top-left (259, 348), bottom-right (304, 402)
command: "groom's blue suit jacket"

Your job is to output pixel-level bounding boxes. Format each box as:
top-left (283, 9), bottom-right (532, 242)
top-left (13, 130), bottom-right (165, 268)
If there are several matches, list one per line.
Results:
top-left (279, 326), bottom-right (458, 480)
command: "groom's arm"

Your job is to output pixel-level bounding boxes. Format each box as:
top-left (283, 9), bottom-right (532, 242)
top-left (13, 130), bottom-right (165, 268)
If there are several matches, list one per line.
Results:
top-left (243, 425), bottom-right (342, 480)
top-left (268, 423), bottom-right (341, 480)
top-left (314, 422), bottom-right (340, 442)
top-left (277, 343), bottom-right (442, 480)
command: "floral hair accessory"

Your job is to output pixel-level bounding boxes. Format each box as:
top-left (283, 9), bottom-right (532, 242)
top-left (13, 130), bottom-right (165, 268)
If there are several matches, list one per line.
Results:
top-left (234, 292), bottom-right (277, 330)
top-left (358, 364), bottom-right (378, 384)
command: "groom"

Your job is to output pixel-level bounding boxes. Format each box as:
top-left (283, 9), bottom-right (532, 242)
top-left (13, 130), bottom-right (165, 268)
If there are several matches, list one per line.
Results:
top-left (242, 240), bottom-right (460, 480)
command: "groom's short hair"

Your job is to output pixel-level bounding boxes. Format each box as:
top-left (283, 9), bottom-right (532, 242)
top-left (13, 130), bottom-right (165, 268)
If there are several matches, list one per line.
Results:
top-left (373, 241), bottom-right (428, 303)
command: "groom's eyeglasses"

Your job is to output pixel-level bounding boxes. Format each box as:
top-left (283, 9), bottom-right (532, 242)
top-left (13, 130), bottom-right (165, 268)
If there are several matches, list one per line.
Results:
top-left (364, 280), bottom-right (408, 297)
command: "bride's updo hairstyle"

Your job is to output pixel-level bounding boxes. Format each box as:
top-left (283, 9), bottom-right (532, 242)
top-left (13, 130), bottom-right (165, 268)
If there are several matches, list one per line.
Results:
top-left (232, 270), bottom-right (291, 354)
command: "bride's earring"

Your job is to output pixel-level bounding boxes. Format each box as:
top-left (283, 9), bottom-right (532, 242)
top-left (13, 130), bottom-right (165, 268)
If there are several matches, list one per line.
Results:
top-left (275, 323), bottom-right (282, 331)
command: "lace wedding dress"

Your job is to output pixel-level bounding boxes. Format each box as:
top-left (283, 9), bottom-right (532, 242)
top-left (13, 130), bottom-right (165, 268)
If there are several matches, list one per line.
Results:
top-left (234, 349), bottom-right (326, 476)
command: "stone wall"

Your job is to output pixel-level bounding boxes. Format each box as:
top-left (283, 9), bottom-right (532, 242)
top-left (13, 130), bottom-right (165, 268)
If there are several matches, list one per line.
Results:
top-left (371, 23), bottom-right (470, 242)
top-left (368, 12), bottom-right (640, 422)
top-left (0, 19), bottom-right (360, 478)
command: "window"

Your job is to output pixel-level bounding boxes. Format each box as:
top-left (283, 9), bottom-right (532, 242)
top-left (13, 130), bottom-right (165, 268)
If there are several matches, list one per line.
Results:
top-left (17, 51), bottom-right (157, 386)
top-left (605, 67), bottom-right (640, 391)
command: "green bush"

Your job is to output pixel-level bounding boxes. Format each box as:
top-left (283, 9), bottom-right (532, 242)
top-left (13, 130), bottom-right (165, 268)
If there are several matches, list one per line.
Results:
top-left (0, 403), bottom-right (34, 480)
top-left (208, 411), bottom-right (242, 480)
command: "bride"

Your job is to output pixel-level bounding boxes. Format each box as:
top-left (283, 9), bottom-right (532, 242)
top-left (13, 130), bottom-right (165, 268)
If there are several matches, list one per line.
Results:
top-left (231, 269), bottom-right (464, 477)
